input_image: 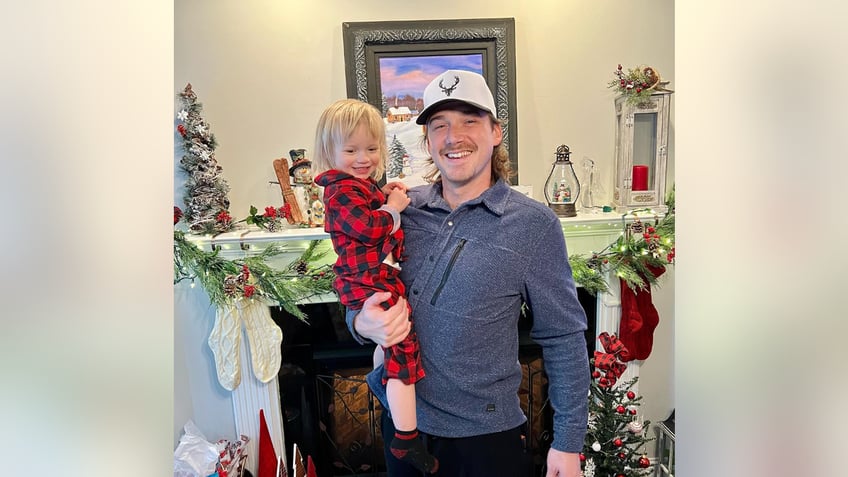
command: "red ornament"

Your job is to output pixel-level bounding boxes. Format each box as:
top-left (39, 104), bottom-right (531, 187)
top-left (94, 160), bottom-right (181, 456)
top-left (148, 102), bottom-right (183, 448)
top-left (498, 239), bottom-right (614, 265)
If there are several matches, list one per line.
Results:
top-left (592, 371), bottom-right (601, 378)
top-left (264, 206), bottom-right (277, 218)
top-left (617, 64), bottom-right (623, 70)
top-left (616, 405), bottom-right (626, 414)
top-left (613, 438), bottom-right (622, 447)
top-left (243, 285), bottom-right (256, 298)
top-left (636, 87), bottom-right (642, 93)
top-left (626, 391), bottom-right (636, 399)
top-left (639, 456), bottom-right (651, 468)
top-left (177, 124), bottom-right (187, 137)
top-left (618, 452), bottom-right (626, 459)
top-left (174, 206), bottom-right (183, 225)
top-left (242, 265), bottom-right (250, 280)
top-left (579, 453), bottom-right (586, 462)
top-left (629, 409), bottom-right (637, 415)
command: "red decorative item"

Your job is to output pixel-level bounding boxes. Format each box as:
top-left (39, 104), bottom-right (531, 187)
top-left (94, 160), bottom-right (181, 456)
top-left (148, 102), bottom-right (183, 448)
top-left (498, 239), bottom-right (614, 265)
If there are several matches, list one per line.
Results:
top-left (631, 165), bottom-right (649, 191)
top-left (307, 455), bottom-right (317, 477)
top-left (242, 265), bottom-right (250, 280)
top-left (579, 453), bottom-right (586, 462)
top-left (592, 332), bottom-right (630, 387)
top-left (177, 124), bottom-right (187, 137)
top-left (616, 405), bottom-right (626, 414)
top-left (264, 206), bottom-right (277, 218)
top-left (639, 456), bottom-right (651, 468)
top-left (629, 409), bottom-right (637, 415)
top-left (257, 409), bottom-right (278, 477)
top-left (174, 206), bottom-right (183, 225)
top-left (216, 210), bottom-right (232, 224)
top-left (618, 264), bottom-right (666, 361)
top-left (618, 452), bottom-right (626, 459)
top-left (613, 438), bottom-right (622, 447)
top-left (243, 285), bottom-right (256, 298)
top-left (626, 391), bottom-right (636, 399)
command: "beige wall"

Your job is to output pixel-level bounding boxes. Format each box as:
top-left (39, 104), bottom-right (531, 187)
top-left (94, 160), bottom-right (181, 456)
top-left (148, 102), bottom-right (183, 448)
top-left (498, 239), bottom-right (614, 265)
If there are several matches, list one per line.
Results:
top-left (175, 0), bottom-right (674, 452)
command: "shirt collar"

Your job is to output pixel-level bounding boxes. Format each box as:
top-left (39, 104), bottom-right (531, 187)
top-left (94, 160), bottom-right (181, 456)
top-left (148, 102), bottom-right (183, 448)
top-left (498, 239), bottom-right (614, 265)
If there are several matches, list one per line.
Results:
top-left (422, 178), bottom-right (510, 216)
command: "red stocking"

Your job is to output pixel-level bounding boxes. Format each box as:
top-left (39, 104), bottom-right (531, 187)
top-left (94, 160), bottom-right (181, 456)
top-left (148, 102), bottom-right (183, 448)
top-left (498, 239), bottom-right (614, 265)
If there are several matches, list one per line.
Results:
top-left (618, 264), bottom-right (665, 361)
top-left (631, 264), bottom-right (665, 360)
top-left (617, 280), bottom-right (641, 362)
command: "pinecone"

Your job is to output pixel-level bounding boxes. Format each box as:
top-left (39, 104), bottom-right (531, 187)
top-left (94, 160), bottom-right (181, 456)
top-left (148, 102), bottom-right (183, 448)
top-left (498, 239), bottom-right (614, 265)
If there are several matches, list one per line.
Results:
top-left (223, 275), bottom-right (239, 296)
top-left (294, 260), bottom-right (309, 275)
top-left (648, 240), bottom-right (660, 257)
top-left (630, 219), bottom-right (644, 234)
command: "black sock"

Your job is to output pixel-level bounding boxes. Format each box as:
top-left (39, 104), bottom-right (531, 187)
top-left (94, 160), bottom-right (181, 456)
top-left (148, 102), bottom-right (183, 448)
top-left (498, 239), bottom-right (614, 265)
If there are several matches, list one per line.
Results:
top-left (390, 429), bottom-right (439, 474)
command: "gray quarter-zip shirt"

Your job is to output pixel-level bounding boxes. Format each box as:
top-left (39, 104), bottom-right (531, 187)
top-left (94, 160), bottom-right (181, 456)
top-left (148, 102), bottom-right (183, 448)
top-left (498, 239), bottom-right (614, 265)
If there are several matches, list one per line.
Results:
top-left (347, 179), bottom-right (589, 452)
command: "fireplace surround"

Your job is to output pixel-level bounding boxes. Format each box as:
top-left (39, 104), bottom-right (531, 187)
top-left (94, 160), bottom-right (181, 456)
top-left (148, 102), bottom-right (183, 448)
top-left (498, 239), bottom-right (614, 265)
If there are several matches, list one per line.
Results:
top-left (174, 212), bottom-right (656, 475)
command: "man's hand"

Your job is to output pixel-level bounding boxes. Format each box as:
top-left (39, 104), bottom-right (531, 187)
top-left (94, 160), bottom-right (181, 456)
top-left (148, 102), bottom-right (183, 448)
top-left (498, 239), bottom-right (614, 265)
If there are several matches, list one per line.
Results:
top-left (545, 448), bottom-right (582, 477)
top-left (353, 292), bottom-right (410, 348)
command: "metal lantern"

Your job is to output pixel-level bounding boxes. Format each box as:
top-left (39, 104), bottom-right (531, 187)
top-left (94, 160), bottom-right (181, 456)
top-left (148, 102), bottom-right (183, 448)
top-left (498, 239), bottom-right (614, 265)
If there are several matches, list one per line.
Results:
top-left (544, 145), bottom-right (581, 217)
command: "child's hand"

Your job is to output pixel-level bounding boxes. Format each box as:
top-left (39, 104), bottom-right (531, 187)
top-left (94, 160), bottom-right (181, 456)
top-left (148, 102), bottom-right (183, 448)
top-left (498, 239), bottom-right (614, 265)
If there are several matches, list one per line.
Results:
top-left (382, 181), bottom-right (408, 196)
top-left (386, 187), bottom-right (410, 213)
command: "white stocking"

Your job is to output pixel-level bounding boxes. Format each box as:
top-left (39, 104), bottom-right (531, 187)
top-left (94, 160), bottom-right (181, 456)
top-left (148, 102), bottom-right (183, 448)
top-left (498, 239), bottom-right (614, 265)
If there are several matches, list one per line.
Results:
top-left (239, 299), bottom-right (283, 383)
top-left (208, 303), bottom-right (242, 391)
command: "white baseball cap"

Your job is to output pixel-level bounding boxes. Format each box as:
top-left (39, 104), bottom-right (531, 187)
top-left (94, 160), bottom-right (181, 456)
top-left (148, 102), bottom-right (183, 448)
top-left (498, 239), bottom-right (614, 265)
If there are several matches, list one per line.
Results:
top-left (415, 69), bottom-right (497, 125)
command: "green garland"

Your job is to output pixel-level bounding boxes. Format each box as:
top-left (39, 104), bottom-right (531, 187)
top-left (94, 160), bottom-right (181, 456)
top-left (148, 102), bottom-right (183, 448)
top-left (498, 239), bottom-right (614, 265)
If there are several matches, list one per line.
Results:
top-left (569, 189), bottom-right (675, 296)
top-left (174, 231), bottom-right (335, 321)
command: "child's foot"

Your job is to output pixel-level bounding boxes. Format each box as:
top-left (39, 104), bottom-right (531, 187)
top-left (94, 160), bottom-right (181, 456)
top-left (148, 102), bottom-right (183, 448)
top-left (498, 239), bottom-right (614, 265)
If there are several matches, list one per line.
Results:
top-left (390, 430), bottom-right (439, 474)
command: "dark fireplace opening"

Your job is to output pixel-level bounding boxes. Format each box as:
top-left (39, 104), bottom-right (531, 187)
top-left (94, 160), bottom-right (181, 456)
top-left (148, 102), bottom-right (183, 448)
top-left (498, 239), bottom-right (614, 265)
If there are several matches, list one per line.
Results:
top-left (271, 288), bottom-right (596, 476)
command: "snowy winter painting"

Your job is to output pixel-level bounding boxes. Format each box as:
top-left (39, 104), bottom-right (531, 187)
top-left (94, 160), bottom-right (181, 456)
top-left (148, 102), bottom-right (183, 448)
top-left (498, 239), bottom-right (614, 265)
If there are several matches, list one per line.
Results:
top-left (378, 54), bottom-right (484, 187)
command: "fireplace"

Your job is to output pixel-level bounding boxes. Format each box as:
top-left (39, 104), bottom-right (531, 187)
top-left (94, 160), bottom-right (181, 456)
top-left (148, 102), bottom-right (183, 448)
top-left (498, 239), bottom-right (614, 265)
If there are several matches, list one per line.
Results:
top-left (271, 290), bottom-right (597, 476)
top-left (176, 214), bottom-right (648, 476)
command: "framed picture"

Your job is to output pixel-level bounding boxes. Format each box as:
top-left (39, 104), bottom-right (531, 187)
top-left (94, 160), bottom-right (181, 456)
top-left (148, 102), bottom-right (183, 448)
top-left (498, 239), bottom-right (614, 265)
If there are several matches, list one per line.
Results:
top-left (342, 18), bottom-right (518, 186)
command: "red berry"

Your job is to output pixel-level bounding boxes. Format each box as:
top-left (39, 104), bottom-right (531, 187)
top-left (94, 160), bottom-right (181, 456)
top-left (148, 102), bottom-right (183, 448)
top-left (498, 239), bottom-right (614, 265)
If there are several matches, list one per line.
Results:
top-left (618, 452), bottom-right (626, 459)
top-left (636, 87), bottom-right (642, 93)
top-left (592, 371), bottom-right (601, 378)
top-left (613, 438), bottom-right (622, 447)
top-left (629, 409), bottom-right (637, 415)
top-left (618, 64), bottom-right (623, 70)
top-left (626, 391), bottom-right (636, 399)
top-left (579, 453), bottom-right (586, 462)
top-left (616, 405), bottom-right (626, 414)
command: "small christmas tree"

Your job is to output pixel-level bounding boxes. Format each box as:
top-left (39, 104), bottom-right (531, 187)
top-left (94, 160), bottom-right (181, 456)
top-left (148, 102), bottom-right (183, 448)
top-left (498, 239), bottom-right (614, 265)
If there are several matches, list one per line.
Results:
top-left (581, 332), bottom-right (653, 477)
top-left (176, 83), bottom-right (234, 234)
top-left (387, 134), bottom-right (408, 178)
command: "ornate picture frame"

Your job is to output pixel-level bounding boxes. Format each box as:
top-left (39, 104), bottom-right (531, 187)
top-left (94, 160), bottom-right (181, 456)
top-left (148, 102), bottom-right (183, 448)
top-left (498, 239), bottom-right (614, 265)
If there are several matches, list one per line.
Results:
top-left (342, 18), bottom-right (518, 185)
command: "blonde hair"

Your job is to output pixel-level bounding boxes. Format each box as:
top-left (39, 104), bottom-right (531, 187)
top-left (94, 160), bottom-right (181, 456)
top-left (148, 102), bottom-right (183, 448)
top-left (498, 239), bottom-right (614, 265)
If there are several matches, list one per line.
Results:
top-left (421, 110), bottom-right (512, 184)
top-left (312, 99), bottom-right (387, 180)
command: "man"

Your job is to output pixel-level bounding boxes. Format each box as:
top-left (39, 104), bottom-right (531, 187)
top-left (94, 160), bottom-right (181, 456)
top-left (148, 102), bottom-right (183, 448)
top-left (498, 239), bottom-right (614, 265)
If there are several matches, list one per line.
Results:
top-left (347, 69), bottom-right (589, 476)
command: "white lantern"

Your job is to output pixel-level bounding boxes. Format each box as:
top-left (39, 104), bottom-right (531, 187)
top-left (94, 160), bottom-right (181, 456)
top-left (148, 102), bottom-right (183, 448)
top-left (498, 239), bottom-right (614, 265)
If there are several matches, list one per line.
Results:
top-left (612, 91), bottom-right (672, 213)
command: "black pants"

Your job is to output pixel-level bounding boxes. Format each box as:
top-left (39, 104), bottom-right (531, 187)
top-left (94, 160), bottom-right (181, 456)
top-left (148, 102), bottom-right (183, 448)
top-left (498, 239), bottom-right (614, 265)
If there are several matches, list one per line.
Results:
top-left (381, 410), bottom-right (531, 477)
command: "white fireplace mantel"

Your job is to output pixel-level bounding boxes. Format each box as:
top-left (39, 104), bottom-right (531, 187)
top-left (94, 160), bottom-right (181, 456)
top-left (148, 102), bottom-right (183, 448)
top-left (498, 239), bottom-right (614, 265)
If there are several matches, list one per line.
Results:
top-left (174, 210), bottom-right (653, 475)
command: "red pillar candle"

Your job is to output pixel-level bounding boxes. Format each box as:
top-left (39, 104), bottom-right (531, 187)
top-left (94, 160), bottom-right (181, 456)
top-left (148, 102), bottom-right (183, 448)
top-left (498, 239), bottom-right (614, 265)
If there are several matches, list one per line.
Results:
top-left (632, 165), bottom-right (649, 191)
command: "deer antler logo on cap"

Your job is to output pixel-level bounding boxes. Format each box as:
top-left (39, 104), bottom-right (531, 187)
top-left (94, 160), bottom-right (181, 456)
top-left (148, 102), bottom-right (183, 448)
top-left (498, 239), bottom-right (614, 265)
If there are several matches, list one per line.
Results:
top-left (439, 75), bottom-right (460, 96)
